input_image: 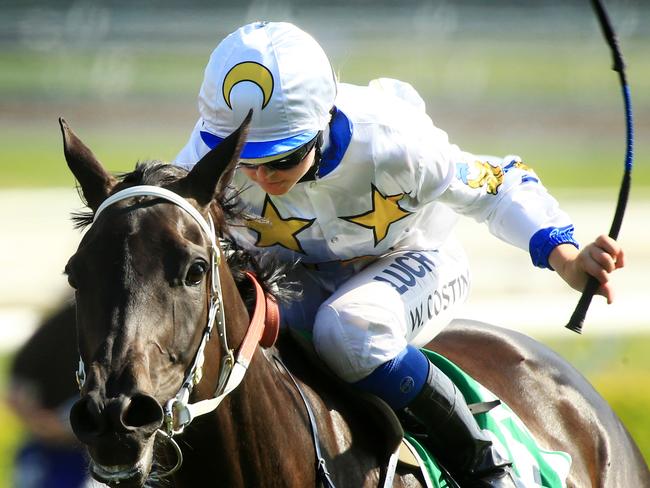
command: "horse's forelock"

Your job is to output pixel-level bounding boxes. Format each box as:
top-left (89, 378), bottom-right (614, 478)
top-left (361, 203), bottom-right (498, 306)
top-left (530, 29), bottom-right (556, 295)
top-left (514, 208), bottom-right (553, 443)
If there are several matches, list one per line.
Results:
top-left (125, 161), bottom-right (188, 187)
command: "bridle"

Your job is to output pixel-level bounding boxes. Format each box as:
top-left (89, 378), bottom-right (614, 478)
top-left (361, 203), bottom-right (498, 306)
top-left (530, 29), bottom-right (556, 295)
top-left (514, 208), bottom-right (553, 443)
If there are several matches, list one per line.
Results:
top-left (76, 185), bottom-right (337, 484)
top-left (75, 184), bottom-right (279, 448)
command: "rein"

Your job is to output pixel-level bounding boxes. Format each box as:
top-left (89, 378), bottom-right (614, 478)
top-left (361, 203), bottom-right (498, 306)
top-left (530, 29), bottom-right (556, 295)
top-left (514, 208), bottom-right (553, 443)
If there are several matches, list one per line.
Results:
top-left (76, 185), bottom-right (280, 438)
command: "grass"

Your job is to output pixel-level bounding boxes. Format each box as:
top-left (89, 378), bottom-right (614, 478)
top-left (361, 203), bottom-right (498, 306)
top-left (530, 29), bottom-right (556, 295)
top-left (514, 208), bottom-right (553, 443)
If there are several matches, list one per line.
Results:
top-left (0, 405), bottom-right (23, 488)
top-left (336, 37), bottom-right (650, 107)
top-left (0, 125), bottom-right (191, 187)
top-left (0, 354), bottom-right (25, 488)
top-left (3, 36), bottom-right (648, 105)
top-left (0, 50), bottom-right (205, 100)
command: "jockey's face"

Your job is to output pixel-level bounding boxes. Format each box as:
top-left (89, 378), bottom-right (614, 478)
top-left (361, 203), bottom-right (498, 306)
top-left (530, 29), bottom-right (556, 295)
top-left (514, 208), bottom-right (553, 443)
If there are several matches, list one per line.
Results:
top-left (239, 146), bottom-right (316, 195)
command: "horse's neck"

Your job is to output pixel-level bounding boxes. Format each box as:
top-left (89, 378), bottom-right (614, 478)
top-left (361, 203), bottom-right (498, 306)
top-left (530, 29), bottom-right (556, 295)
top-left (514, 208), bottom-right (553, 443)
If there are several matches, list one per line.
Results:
top-left (178, 347), bottom-right (318, 487)
top-left (176, 267), bottom-right (318, 486)
top-left (179, 334), bottom-right (395, 487)
top-left (176, 267), bottom-right (389, 487)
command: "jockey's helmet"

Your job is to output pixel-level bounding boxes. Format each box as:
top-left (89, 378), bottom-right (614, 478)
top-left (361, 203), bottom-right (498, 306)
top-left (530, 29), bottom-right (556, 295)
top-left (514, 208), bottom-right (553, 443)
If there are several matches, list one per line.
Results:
top-left (198, 21), bottom-right (337, 161)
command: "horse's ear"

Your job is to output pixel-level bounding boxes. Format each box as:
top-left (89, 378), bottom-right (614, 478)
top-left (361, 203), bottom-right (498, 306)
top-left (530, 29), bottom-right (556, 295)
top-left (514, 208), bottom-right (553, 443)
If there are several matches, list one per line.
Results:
top-left (180, 110), bottom-right (251, 207)
top-left (60, 118), bottom-right (116, 211)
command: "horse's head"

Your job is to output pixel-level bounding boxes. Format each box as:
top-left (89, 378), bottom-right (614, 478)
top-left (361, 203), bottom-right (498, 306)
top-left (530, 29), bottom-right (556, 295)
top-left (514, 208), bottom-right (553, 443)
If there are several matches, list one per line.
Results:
top-left (61, 115), bottom-right (250, 487)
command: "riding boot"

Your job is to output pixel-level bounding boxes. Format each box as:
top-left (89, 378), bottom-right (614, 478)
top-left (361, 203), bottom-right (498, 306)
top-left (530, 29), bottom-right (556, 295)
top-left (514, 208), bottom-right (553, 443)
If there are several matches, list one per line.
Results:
top-left (400, 360), bottom-right (516, 488)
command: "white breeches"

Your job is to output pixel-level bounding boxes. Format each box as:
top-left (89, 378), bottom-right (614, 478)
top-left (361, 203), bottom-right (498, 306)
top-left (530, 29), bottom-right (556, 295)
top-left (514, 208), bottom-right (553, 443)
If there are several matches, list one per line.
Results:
top-left (280, 238), bottom-right (470, 382)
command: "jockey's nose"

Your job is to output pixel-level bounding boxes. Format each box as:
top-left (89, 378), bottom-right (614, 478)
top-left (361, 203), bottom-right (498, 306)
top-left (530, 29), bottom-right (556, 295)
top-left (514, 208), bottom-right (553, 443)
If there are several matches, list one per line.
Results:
top-left (255, 164), bottom-right (276, 179)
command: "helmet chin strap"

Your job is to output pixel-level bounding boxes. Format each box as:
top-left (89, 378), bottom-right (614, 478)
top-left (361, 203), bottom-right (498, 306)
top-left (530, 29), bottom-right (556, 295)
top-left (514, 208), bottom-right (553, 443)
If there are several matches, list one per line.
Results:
top-left (76, 185), bottom-right (279, 437)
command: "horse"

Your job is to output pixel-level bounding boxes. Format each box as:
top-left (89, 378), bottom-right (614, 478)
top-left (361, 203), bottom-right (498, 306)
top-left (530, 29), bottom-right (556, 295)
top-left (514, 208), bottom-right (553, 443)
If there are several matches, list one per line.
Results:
top-left (59, 115), bottom-right (650, 488)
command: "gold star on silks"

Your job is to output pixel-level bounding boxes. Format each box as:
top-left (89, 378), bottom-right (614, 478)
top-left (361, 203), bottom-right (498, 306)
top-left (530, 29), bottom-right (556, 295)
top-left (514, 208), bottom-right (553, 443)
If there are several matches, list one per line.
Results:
top-left (341, 184), bottom-right (413, 246)
top-left (246, 195), bottom-right (314, 254)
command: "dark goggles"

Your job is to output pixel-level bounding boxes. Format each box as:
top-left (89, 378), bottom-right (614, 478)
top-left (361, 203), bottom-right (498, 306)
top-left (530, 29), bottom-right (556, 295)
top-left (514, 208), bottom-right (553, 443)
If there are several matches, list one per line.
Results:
top-left (238, 133), bottom-right (321, 172)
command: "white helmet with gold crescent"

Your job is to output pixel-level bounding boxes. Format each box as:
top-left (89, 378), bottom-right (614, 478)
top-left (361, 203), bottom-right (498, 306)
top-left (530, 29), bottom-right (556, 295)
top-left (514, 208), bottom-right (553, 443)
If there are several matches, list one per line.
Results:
top-left (198, 21), bottom-right (337, 160)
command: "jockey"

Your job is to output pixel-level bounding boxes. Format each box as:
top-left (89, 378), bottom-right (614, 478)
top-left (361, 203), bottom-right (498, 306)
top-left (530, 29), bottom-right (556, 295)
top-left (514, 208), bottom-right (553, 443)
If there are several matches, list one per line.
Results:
top-left (175, 21), bottom-right (624, 487)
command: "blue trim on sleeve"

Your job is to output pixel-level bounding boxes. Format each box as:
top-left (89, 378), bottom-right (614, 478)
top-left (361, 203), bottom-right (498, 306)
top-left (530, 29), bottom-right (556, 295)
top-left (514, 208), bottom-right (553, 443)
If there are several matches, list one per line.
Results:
top-left (529, 225), bottom-right (579, 270)
top-left (318, 106), bottom-right (353, 178)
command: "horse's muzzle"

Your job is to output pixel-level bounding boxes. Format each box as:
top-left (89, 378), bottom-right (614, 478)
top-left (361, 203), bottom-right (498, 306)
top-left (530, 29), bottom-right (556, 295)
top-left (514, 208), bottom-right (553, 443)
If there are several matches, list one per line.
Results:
top-left (70, 391), bottom-right (163, 467)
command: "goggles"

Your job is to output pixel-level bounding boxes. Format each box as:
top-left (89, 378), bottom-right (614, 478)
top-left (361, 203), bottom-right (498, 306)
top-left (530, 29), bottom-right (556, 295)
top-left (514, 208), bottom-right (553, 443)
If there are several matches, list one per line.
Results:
top-left (238, 133), bottom-right (321, 172)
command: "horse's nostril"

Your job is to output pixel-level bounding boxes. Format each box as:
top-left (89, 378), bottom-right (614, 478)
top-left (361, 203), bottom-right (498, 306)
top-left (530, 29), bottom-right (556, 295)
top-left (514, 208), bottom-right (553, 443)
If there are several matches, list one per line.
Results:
top-left (123, 394), bottom-right (163, 431)
top-left (70, 395), bottom-right (105, 441)
top-left (70, 392), bottom-right (163, 442)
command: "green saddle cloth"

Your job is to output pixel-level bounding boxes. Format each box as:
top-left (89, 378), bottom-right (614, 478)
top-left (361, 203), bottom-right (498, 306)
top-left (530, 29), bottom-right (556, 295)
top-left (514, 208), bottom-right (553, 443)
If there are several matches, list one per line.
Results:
top-left (408, 349), bottom-right (572, 488)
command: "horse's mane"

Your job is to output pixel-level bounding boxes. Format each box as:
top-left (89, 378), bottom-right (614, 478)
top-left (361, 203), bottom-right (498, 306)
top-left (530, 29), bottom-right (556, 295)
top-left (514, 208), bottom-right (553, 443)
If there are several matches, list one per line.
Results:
top-left (70, 161), bottom-right (298, 305)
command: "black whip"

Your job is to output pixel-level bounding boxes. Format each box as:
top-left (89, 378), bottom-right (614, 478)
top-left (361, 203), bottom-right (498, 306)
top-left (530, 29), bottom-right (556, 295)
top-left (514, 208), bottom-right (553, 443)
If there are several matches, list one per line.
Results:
top-left (566, 0), bottom-right (634, 333)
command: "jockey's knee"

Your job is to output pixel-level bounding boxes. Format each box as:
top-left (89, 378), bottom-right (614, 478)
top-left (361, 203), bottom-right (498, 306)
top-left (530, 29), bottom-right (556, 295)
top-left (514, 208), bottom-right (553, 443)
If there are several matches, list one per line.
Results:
top-left (312, 302), bottom-right (407, 383)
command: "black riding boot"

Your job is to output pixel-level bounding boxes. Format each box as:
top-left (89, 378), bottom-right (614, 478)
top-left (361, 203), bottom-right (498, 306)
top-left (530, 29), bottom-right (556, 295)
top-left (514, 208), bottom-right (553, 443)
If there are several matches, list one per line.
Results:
top-left (401, 360), bottom-right (515, 488)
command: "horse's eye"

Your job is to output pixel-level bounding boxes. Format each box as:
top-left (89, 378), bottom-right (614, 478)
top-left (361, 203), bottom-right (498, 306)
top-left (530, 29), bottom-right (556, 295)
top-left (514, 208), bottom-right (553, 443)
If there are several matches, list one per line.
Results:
top-left (185, 261), bottom-right (208, 286)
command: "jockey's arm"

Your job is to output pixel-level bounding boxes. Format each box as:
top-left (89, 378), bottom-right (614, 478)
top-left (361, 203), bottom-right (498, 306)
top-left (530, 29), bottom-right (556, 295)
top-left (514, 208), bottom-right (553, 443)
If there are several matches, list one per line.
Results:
top-left (429, 146), bottom-right (624, 303)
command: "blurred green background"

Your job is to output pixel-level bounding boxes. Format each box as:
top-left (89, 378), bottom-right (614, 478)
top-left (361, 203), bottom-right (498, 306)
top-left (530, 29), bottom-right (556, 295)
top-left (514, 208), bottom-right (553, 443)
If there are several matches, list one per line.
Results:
top-left (0, 1), bottom-right (648, 486)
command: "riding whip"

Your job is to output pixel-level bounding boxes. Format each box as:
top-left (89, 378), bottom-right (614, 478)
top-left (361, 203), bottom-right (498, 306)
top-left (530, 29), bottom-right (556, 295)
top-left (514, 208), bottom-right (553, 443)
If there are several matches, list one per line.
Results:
top-left (565, 0), bottom-right (634, 333)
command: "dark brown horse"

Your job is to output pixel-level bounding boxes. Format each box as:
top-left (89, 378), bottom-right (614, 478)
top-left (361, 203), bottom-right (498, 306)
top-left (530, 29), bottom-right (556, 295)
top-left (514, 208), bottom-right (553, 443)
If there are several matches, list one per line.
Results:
top-left (60, 116), bottom-right (649, 488)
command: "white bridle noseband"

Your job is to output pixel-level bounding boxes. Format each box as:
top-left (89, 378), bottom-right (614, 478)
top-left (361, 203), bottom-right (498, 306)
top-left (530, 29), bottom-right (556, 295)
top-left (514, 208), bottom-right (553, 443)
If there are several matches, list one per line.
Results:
top-left (76, 185), bottom-right (253, 437)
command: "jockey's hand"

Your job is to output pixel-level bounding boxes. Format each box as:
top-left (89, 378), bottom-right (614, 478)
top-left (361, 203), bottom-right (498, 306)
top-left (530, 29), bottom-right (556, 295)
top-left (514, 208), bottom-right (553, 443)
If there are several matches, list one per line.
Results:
top-left (548, 234), bottom-right (625, 304)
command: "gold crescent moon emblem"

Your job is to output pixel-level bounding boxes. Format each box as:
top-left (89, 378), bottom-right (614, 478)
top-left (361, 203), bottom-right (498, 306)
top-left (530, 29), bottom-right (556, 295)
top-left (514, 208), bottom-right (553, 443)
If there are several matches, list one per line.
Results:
top-left (222, 61), bottom-right (274, 110)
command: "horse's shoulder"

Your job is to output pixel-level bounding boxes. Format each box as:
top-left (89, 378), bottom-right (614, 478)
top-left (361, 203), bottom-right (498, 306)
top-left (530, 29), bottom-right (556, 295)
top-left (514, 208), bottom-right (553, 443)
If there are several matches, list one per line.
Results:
top-left (273, 331), bottom-right (404, 458)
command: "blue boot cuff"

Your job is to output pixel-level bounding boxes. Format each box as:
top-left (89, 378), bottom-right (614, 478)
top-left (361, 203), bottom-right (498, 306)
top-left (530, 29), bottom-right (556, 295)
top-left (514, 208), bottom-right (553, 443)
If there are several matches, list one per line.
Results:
top-left (353, 345), bottom-right (429, 410)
